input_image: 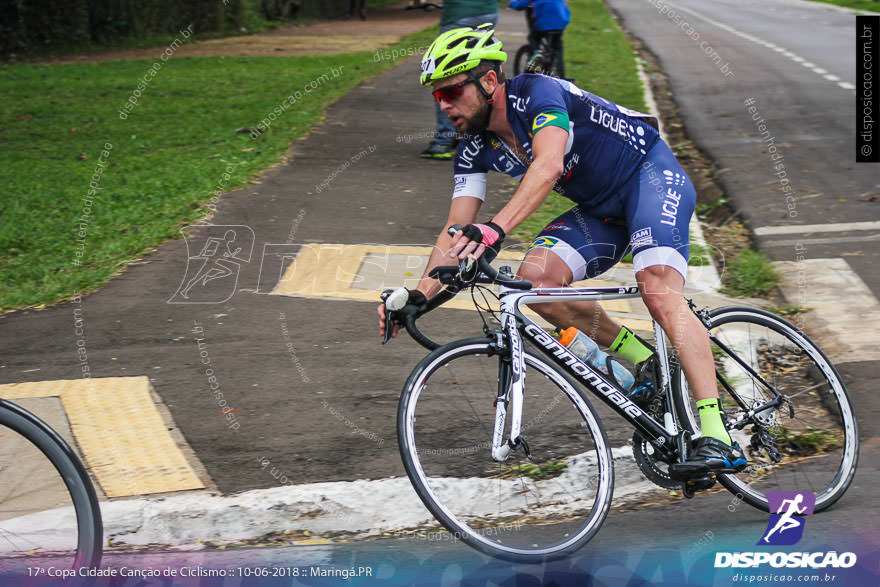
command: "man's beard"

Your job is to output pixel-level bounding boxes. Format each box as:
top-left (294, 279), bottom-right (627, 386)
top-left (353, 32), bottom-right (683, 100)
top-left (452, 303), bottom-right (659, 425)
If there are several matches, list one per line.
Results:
top-left (459, 99), bottom-right (491, 133)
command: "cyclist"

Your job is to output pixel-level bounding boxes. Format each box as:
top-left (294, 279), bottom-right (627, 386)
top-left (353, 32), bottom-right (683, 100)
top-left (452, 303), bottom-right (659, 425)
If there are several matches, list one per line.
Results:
top-left (509, 0), bottom-right (571, 78)
top-left (378, 25), bottom-right (746, 476)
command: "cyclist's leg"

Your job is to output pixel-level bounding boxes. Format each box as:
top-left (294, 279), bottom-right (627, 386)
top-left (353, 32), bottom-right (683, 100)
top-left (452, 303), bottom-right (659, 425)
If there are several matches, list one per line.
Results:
top-left (516, 206), bottom-right (628, 347)
top-left (623, 143), bottom-right (715, 402)
top-left (626, 142), bottom-right (745, 469)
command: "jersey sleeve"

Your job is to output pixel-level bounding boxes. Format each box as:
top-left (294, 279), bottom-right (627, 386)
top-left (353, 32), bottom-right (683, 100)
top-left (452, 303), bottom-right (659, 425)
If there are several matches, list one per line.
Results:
top-left (452, 134), bottom-right (490, 201)
top-left (521, 76), bottom-right (571, 138)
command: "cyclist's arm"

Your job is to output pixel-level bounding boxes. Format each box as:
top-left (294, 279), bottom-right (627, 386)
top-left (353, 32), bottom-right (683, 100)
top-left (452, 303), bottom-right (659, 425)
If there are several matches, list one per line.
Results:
top-left (417, 195), bottom-right (482, 299)
top-left (451, 126), bottom-right (568, 259)
top-left (377, 195), bottom-right (480, 339)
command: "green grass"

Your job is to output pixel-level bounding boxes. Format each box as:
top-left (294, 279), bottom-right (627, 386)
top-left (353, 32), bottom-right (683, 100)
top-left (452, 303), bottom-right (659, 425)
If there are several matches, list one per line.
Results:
top-left (695, 197), bottom-right (728, 220)
top-left (720, 250), bottom-right (780, 298)
top-left (776, 427), bottom-right (843, 456)
top-left (499, 460), bottom-right (568, 481)
top-left (769, 305), bottom-right (808, 317)
top-left (805, 0), bottom-right (880, 11)
top-left (0, 27), bottom-right (438, 310)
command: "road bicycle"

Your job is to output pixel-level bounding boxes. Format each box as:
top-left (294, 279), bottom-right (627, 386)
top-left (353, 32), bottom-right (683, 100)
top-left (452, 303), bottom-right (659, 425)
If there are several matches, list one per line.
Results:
top-left (382, 238), bottom-right (858, 562)
top-left (0, 399), bottom-right (103, 572)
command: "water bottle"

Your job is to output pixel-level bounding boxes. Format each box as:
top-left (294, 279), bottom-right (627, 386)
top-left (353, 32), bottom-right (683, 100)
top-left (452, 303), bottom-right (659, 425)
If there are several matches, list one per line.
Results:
top-left (557, 327), bottom-right (635, 391)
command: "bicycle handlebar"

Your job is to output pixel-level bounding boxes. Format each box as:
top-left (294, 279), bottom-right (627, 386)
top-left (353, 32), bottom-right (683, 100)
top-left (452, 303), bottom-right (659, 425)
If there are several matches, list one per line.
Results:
top-left (443, 224), bottom-right (533, 291)
top-left (381, 225), bottom-right (533, 350)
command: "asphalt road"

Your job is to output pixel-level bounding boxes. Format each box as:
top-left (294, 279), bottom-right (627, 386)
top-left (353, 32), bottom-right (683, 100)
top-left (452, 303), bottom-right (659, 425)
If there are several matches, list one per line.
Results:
top-left (608, 0), bottom-right (880, 295)
top-left (96, 477), bottom-right (880, 585)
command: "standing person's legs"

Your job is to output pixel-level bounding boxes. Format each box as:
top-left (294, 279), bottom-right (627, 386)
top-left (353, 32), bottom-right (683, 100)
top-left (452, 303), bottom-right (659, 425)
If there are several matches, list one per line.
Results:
top-left (546, 30), bottom-right (565, 78)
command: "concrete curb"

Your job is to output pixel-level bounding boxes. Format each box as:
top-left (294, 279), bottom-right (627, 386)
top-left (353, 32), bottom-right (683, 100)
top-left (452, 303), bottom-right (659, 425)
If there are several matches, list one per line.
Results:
top-left (18, 447), bottom-right (662, 550)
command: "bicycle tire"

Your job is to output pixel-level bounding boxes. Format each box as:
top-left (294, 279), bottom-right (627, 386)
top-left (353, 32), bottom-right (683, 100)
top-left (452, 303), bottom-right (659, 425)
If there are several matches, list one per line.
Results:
top-left (0, 400), bottom-right (103, 571)
top-left (513, 44), bottom-right (532, 76)
top-left (672, 307), bottom-right (858, 513)
top-left (398, 338), bottom-right (613, 562)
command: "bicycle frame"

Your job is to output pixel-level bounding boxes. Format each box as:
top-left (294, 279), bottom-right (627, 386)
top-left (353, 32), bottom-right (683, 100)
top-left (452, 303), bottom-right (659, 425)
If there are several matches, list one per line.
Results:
top-left (489, 284), bottom-right (686, 462)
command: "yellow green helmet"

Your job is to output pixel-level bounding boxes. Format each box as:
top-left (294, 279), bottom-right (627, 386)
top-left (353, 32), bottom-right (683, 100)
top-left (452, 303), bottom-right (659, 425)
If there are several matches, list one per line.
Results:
top-left (420, 24), bottom-right (507, 86)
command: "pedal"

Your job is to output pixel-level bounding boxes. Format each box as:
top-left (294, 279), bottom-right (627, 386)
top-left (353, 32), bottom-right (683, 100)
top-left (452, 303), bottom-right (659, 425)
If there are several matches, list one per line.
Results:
top-left (682, 474), bottom-right (716, 498)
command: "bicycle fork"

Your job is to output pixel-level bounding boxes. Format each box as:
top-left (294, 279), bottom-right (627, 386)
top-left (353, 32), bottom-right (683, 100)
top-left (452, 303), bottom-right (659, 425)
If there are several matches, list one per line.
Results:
top-left (490, 308), bottom-right (529, 462)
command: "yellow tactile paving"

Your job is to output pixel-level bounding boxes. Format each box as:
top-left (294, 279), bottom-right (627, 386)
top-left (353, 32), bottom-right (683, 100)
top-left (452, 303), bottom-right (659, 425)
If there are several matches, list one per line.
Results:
top-left (0, 377), bottom-right (204, 498)
top-left (272, 244), bottom-right (634, 314)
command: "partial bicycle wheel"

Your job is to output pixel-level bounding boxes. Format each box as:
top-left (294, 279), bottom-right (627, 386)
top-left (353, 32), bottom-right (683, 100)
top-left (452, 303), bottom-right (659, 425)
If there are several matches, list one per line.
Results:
top-left (398, 338), bottom-right (613, 562)
top-left (673, 307), bottom-right (858, 512)
top-left (513, 44), bottom-right (532, 76)
top-left (0, 400), bottom-right (103, 572)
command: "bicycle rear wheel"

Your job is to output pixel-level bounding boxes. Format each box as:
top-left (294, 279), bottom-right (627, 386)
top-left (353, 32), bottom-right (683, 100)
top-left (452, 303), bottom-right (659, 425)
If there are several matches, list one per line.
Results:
top-left (673, 307), bottom-right (858, 512)
top-left (398, 338), bottom-right (613, 562)
top-left (0, 400), bottom-right (103, 572)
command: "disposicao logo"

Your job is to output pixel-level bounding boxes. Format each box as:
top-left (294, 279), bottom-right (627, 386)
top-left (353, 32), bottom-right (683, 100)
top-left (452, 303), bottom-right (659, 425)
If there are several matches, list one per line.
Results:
top-left (714, 491), bottom-right (857, 570)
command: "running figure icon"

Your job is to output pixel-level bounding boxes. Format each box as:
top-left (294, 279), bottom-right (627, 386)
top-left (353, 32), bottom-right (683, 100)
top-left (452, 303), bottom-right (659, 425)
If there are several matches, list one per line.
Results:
top-left (180, 230), bottom-right (242, 298)
top-left (760, 491), bottom-right (816, 546)
top-left (762, 494), bottom-right (806, 543)
top-left (168, 225), bottom-right (255, 304)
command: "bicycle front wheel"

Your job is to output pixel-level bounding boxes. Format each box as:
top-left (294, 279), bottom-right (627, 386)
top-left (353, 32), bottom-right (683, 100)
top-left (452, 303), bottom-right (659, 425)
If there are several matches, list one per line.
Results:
top-left (398, 338), bottom-right (613, 562)
top-left (0, 400), bottom-right (103, 572)
top-left (673, 307), bottom-right (858, 512)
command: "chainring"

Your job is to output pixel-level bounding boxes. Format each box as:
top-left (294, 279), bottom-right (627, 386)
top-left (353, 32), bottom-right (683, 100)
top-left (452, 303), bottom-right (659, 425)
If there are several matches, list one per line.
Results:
top-left (632, 431), bottom-right (680, 489)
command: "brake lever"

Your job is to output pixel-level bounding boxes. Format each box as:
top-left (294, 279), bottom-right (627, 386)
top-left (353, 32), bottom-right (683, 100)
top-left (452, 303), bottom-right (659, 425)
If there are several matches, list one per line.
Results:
top-left (380, 289), bottom-right (402, 345)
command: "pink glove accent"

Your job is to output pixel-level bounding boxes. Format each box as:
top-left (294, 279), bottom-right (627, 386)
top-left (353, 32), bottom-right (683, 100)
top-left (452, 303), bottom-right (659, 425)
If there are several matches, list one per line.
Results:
top-left (476, 224), bottom-right (501, 246)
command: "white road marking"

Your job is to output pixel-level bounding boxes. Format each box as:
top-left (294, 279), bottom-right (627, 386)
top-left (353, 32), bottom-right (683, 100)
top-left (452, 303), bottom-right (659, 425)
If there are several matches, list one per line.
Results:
top-left (754, 221), bottom-right (880, 236)
top-left (659, 2), bottom-right (853, 91)
top-left (766, 234), bottom-right (880, 247)
top-left (774, 258), bottom-right (880, 363)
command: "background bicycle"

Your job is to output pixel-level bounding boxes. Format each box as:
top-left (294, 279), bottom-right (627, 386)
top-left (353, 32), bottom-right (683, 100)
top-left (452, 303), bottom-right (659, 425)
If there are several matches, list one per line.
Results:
top-left (383, 252), bottom-right (858, 561)
top-left (511, 4), bottom-right (568, 79)
top-left (0, 399), bottom-right (102, 572)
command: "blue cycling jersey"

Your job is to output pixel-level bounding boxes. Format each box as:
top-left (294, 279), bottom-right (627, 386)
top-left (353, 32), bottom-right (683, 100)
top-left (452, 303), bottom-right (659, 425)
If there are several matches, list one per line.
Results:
top-left (452, 74), bottom-right (660, 209)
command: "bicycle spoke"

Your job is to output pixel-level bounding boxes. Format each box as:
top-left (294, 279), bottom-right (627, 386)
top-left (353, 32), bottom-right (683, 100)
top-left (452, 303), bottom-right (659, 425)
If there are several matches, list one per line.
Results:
top-left (675, 308), bottom-right (857, 512)
top-left (400, 343), bottom-right (612, 560)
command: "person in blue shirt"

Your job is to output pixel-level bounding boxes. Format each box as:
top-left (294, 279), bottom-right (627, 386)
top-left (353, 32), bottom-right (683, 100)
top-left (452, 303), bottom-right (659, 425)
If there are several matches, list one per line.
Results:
top-left (379, 26), bottom-right (748, 477)
top-left (509, 0), bottom-right (571, 78)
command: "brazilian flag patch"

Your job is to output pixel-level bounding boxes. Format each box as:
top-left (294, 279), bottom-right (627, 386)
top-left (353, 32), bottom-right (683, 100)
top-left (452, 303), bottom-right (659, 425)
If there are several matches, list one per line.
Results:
top-left (528, 236), bottom-right (560, 249)
top-left (531, 110), bottom-right (570, 134)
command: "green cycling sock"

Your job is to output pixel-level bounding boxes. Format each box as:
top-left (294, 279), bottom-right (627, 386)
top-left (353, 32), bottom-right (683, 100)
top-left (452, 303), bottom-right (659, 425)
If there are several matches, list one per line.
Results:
top-left (610, 326), bottom-right (653, 365)
top-left (696, 398), bottom-right (732, 445)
